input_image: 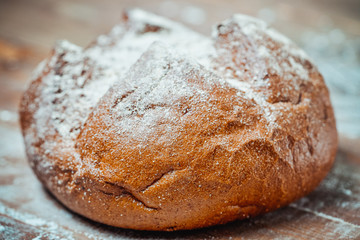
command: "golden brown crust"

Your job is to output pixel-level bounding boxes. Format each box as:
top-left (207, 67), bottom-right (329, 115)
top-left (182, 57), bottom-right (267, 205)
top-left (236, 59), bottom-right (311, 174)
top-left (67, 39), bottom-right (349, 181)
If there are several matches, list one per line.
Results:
top-left (19, 10), bottom-right (337, 231)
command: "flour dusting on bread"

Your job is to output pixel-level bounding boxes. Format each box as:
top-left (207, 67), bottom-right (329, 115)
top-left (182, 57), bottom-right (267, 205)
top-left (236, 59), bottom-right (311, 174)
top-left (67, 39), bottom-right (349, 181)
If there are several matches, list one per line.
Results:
top-left (20, 9), bottom-right (337, 231)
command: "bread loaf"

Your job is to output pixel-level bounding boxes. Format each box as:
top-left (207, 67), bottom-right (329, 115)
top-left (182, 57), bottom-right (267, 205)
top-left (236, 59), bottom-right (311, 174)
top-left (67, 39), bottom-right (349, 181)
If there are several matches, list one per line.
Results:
top-left (20, 9), bottom-right (337, 231)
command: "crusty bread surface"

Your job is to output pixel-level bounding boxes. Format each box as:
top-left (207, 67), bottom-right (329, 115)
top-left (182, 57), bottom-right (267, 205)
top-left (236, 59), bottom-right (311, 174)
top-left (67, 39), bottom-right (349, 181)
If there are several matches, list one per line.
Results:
top-left (20, 9), bottom-right (337, 231)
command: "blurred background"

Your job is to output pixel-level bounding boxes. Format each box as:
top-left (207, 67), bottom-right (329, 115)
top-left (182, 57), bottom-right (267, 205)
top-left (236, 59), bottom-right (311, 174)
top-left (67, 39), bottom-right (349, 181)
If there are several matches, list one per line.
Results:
top-left (0, 0), bottom-right (359, 239)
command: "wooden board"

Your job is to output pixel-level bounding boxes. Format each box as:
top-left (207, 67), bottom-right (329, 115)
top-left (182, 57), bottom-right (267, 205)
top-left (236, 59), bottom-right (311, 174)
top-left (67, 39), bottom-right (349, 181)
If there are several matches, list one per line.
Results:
top-left (0, 0), bottom-right (359, 239)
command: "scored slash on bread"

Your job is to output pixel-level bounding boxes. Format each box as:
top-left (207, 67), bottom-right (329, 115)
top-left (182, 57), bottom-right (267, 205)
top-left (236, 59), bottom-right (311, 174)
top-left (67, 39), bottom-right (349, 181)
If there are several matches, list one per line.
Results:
top-left (20, 9), bottom-right (337, 231)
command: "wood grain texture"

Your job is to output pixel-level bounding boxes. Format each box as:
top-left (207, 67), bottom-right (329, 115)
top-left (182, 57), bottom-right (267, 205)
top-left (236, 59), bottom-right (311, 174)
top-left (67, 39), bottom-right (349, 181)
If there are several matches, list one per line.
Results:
top-left (0, 0), bottom-right (359, 239)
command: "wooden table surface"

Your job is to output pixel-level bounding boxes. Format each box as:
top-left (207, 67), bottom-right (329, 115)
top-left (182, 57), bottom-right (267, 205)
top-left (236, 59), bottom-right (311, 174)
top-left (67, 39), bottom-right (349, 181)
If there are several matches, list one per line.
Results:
top-left (0, 0), bottom-right (359, 239)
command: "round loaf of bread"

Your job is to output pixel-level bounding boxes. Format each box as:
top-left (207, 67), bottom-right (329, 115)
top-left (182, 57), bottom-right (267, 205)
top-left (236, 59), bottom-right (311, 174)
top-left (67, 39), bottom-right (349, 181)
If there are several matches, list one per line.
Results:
top-left (20, 9), bottom-right (337, 231)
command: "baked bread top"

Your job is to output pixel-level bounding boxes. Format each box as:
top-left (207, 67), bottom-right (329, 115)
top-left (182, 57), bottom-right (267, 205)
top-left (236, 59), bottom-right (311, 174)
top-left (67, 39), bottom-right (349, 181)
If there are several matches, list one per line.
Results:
top-left (20, 9), bottom-right (337, 231)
